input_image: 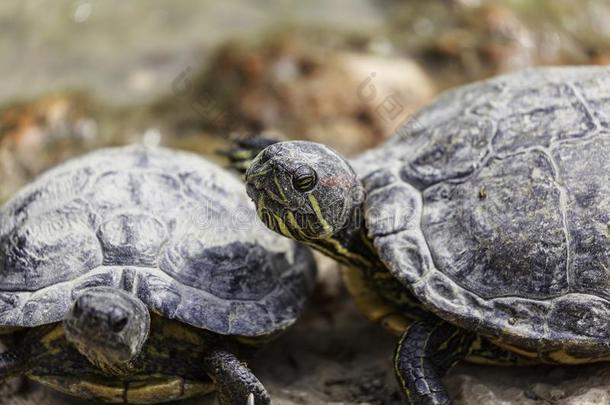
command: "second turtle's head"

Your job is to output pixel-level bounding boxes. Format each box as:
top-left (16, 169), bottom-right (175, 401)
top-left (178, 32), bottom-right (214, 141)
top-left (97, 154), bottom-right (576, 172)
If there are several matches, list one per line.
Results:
top-left (63, 287), bottom-right (150, 375)
top-left (246, 141), bottom-right (363, 242)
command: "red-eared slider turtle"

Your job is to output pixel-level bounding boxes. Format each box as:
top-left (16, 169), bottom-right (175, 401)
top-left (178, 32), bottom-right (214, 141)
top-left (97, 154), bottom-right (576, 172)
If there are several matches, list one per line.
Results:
top-left (243, 66), bottom-right (610, 404)
top-left (0, 146), bottom-right (316, 404)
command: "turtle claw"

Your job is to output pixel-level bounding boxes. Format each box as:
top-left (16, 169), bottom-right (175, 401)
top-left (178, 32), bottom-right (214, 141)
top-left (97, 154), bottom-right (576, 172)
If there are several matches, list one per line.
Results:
top-left (202, 349), bottom-right (269, 405)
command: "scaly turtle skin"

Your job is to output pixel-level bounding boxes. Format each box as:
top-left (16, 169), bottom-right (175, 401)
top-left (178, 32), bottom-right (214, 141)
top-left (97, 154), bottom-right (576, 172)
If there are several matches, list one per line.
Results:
top-left (0, 146), bottom-right (316, 404)
top-left (243, 66), bottom-right (610, 404)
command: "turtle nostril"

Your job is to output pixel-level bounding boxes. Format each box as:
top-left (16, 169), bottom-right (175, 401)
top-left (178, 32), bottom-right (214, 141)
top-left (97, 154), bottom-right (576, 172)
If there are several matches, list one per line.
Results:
top-left (108, 306), bottom-right (129, 332)
top-left (72, 300), bottom-right (83, 318)
top-left (110, 316), bottom-right (128, 333)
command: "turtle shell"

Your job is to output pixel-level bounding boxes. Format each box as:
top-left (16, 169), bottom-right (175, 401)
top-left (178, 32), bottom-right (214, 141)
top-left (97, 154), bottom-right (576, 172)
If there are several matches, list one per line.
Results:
top-left (0, 146), bottom-right (316, 337)
top-left (357, 66), bottom-right (610, 355)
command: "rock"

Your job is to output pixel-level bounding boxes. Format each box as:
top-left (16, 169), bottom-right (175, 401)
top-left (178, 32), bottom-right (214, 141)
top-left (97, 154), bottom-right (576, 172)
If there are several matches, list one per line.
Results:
top-left (175, 39), bottom-right (435, 155)
top-left (0, 91), bottom-right (229, 205)
top-left (565, 388), bottom-right (610, 405)
top-left (384, 0), bottom-right (610, 88)
top-left (443, 363), bottom-right (610, 405)
top-left (385, 1), bottom-right (536, 85)
top-left (252, 288), bottom-right (402, 405)
top-left (0, 93), bottom-right (100, 203)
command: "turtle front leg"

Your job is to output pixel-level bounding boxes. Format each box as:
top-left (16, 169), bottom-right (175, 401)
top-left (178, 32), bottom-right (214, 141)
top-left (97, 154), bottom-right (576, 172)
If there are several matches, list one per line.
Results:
top-left (394, 319), bottom-right (475, 405)
top-left (202, 348), bottom-right (270, 405)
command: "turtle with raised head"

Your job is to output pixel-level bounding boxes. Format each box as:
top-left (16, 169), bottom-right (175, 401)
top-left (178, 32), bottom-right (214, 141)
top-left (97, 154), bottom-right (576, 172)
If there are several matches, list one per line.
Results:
top-left (243, 66), bottom-right (610, 404)
top-left (0, 146), bottom-right (316, 404)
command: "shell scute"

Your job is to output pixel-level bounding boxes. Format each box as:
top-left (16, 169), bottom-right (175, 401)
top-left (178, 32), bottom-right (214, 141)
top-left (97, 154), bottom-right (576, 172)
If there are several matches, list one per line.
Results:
top-left (547, 296), bottom-right (610, 343)
top-left (70, 268), bottom-right (124, 300)
top-left (484, 298), bottom-right (548, 346)
top-left (175, 292), bottom-right (230, 334)
top-left (0, 199), bottom-right (102, 292)
top-left (552, 137), bottom-right (610, 300)
top-left (22, 287), bottom-right (71, 326)
top-left (402, 116), bottom-right (495, 188)
top-left (98, 213), bottom-right (168, 266)
top-left (573, 72), bottom-right (610, 129)
top-left (228, 302), bottom-right (274, 335)
top-left (500, 82), bottom-right (597, 153)
top-left (365, 183), bottom-right (420, 238)
top-left (160, 240), bottom-right (279, 301)
top-left (375, 230), bottom-right (431, 285)
top-left (422, 150), bottom-right (569, 300)
top-left (135, 272), bottom-right (181, 318)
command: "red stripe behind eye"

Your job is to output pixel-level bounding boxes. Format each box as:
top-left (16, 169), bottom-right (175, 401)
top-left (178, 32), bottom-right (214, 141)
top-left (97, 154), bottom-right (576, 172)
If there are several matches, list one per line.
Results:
top-left (319, 176), bottom-right (351, 188)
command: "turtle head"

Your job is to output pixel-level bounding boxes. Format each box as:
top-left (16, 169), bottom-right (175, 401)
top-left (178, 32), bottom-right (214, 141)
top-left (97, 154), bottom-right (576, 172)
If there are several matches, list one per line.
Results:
top-left (63, 287), bottom-right (150, 376)
top-left (245, 141), bottom-right (364, 243)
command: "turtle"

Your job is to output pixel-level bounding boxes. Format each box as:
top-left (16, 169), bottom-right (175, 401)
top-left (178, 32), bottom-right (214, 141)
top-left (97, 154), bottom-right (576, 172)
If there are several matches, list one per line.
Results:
top-left (242, 66), bottom-right (610, 404)
top-left (0, 145), bottom-right (316, 404)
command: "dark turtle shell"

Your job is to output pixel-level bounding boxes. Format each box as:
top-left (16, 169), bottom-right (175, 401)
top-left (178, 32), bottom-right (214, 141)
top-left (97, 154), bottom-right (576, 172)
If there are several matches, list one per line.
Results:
top-left (357, 67), bottom-right (610, 356)
top-left (0, 146), bottom-right (315, 337)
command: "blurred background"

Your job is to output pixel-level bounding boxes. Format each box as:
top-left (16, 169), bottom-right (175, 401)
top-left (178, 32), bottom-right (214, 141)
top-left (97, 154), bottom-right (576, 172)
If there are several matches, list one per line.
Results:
top-left (2, 1), bottom-right (610, 404)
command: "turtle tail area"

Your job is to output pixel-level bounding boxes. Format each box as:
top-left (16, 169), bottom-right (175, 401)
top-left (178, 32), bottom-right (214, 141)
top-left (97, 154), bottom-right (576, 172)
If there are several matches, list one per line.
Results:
top-left (394, 320), bottom-right (475, 405)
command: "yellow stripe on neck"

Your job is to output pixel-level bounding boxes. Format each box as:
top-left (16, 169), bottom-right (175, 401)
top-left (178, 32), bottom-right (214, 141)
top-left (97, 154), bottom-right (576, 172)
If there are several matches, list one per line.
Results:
top-left (273, 176), bottom-right (288, 202)
top-left (273, 213), bottom-right (295, 239)
top-left (306, 194), bottom-right (372, 268)
top-left (307, 194), bottom-right (334, 236)
top-left (256, 196), bottom-right (265, 218)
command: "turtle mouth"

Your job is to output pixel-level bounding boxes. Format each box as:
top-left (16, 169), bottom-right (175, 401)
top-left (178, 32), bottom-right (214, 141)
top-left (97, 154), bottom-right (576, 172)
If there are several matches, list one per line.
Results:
top-left (247, 182), bottom-right (288, 211)
top-left (248, 184), bottom-right (331, 241)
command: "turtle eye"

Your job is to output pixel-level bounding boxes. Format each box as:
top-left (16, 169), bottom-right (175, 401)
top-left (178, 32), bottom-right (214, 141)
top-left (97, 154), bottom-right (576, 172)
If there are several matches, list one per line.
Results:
top-left (292, 165), bottom-right (318, 192)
